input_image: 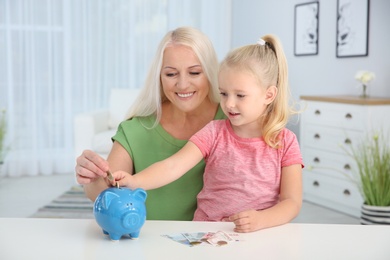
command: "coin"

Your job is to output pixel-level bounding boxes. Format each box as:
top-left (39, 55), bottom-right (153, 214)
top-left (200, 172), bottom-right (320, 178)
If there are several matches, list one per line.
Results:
top-left (217, 240), bottom-right (228, 246)
top-left (106, 170), bottom-right (114, 181)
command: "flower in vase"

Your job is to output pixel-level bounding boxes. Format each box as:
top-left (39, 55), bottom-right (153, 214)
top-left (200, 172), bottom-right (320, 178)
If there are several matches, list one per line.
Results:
top-left (355, 70), bottom-right (375, 84)
top-left (355, 70), bottom-right (375, 98)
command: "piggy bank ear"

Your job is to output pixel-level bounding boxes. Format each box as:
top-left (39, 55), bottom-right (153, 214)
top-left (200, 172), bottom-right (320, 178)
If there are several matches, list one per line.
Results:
top-left (133, 188), bottom-right (147, 202)
top-left (102, 191), bottom-right (119, 210)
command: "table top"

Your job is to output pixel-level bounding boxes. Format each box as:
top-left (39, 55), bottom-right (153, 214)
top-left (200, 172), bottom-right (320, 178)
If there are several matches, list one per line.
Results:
top-left (1, 218), bottom-right (390, 260)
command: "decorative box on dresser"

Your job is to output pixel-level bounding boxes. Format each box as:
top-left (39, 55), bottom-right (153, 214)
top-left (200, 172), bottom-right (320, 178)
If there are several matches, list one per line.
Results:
top-left (300, 95), bottom-right (390, 217)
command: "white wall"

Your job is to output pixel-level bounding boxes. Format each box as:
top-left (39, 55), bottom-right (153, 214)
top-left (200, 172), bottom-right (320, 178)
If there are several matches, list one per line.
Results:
top-left (231, 0), bottom-right (390, 135)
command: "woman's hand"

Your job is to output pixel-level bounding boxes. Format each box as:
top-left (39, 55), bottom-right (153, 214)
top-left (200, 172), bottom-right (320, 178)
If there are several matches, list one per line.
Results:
top-left (75, 150), bottom-right (110, 185)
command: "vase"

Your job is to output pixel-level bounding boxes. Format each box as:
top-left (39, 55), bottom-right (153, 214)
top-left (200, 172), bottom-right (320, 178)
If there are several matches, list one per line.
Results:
top-left (360, 204), bottom-right (390, 225)
top-left (360, 84), bottom-right (368, 98)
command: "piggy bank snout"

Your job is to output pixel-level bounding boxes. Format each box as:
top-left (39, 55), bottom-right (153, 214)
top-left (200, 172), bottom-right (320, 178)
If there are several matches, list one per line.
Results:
top-left (123, 212), bottom-right (142, 229)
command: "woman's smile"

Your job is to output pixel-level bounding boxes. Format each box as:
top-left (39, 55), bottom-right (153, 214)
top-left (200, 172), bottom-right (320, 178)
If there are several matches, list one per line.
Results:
top-left (176, 91), bottom-right (195, 98)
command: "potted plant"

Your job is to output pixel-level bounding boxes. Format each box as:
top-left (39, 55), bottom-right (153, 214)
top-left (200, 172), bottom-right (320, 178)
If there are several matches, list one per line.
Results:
top-left (0, 109), bottom-right (7, 168)
top-left (347, 131), bottom-right (390, 224)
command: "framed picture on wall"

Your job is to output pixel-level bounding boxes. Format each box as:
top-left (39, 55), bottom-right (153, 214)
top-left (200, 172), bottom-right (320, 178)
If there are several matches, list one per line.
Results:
top-left (336, 0), bottom-right (370, 58)
top-left (294, 1), bottom-right (319, 56)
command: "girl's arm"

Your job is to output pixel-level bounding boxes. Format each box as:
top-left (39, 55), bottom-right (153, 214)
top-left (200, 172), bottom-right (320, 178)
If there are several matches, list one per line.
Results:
top-left (229, 164), bottom-right (302, 233)
top-left (112, 141), bottom-right (204, 190)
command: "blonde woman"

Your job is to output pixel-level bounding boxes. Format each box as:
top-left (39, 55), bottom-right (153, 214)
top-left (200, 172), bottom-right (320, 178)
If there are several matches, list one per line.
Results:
top-left (111, 35), bottom-right (303, 233)
top-left (75, 27), bottom-right (226, 220)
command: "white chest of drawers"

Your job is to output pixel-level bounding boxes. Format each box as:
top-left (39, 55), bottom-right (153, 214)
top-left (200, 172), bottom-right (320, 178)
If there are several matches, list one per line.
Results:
top-left (300, 95), bottom-right (390, 217)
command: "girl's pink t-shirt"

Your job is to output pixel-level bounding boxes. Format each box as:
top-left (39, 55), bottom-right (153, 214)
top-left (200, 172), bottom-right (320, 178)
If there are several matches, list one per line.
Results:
top-left (189, 119), bottom-right (303, 221)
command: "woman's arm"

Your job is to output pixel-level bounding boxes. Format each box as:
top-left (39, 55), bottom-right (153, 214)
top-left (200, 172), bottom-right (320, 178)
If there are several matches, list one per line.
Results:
top-left (229, 164), bottom-right (302, 233)
top-left (113, 141), bottom-right (204, 190)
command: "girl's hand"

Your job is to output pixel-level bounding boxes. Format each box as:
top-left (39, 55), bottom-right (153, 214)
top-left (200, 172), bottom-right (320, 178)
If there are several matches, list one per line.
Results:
top-left (228, 209), bottom-right (262, 233)
top-left (110, 170), bottom-right (134, 188)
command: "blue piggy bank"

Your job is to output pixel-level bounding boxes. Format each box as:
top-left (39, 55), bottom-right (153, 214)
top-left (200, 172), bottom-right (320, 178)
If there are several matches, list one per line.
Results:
top-left (93, 187), bottom-right (147, 241)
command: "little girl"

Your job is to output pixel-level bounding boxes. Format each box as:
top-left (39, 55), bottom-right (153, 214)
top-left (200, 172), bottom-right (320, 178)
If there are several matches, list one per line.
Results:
top-left (112, 35), bottom-right (303, 233)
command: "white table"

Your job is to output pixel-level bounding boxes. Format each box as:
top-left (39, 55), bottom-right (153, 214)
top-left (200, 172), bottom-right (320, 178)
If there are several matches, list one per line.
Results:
top-left (1, 218), bottom-right (389, 260)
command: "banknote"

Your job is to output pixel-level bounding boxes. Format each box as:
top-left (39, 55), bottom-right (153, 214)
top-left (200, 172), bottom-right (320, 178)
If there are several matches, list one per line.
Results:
top-left (162, 231), bottom-right (239, 247)
top-left (205, 231), bottom-right (234, 246)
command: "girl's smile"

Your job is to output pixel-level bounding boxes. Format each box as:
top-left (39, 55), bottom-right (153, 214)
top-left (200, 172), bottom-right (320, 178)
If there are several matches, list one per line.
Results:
top-left (227, 111), bottom-right (240, 119)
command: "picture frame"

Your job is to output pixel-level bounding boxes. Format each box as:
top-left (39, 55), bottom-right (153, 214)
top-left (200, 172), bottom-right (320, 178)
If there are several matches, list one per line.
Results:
top-left (336, 0), bottom-right (370, 58)
top-left (294, 1), bottom-right (319, 56)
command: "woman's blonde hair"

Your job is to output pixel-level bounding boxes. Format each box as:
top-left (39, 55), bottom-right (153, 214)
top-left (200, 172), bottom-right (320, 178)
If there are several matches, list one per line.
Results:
top-left (126, 27), bottom-right (220, 126)
top-left (220, 34), bottom-right (299, 148)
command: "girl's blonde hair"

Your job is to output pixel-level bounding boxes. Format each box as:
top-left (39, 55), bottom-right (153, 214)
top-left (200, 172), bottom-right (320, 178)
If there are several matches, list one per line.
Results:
top-left (126, 27), bottom-right (220, 126)
top-left (220, 34), bottom-right (298, 148)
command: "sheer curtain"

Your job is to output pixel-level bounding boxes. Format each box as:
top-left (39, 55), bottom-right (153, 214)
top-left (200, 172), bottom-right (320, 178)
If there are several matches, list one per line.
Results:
top-left (0, 0), bottom-right (231, 177)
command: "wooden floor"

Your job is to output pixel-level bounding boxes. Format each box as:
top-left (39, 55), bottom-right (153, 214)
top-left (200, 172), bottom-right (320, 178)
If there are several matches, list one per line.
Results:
top-left (0, 174), bottom-right (359, 224)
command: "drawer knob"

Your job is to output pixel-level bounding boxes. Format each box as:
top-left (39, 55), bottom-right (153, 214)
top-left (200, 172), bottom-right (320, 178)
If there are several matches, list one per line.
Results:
top-left (343, 189), bottom-right (351, 196)
top-left (344, 164), bottom-right (351, 170)
top-left (313, 157), bottom-right (320, 163)
top-left (314, 133), bottom-right (321, 139)
top-left (313, 181), bottom-right (320, 187)
top-left (345, 113), bottom-right (352, 119)
top-left (314, 110), bottom-right (321, 115)
top-left (344, 138), bottom-right (352, 144)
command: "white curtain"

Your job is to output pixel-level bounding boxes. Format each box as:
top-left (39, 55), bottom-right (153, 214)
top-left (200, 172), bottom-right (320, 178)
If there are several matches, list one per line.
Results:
top-left (0, 0), bottom-right (231, 177)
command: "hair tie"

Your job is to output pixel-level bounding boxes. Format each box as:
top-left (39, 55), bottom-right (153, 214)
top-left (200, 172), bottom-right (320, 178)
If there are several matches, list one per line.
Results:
top-left (257, 39), bottom-right (266, 46)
